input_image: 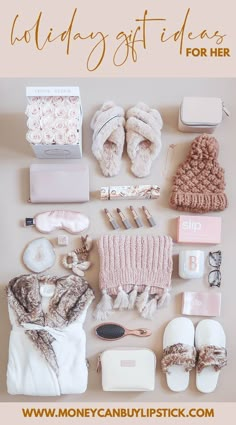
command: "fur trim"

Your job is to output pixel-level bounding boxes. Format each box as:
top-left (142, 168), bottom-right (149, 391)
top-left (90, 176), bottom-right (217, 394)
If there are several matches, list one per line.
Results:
top-left (7, 274), bottom-right (95, 375)
top-left (161, 343), bottom-right (197, 373)
top-left (197, 346), bottom-right (227, 373)
top-left (126, 102), bottom-right (163, 177)
top-left (91, 101), bottom-right (125, 177)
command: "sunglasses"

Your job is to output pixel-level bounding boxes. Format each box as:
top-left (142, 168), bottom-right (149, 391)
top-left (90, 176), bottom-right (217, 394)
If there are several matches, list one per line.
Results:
top-left (208, 250), bottom-right (222, 288)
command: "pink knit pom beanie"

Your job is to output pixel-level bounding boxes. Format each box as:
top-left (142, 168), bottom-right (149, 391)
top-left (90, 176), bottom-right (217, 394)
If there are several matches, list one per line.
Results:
top-left (170, 134), bottom-right (227, 213)
top-left (94, 234), bottom-right (173, 320)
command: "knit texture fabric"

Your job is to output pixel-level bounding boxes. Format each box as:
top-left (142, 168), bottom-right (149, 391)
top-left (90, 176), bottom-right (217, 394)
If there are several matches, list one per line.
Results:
top-left (99, 234), bottom-right (173, 294)
top-left (170, 134), bottom-right (227, 213)
top-left (94, 234), bottom-right (173, 320)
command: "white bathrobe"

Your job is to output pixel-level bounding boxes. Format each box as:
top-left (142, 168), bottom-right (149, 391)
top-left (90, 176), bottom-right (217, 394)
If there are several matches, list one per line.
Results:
top-left (7, 279), bottom-right (93, 396)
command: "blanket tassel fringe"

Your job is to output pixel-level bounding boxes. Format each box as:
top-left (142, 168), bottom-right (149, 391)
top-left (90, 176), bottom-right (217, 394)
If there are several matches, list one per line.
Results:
top-left (136, 287), bottom-right (150, 312)
top-left (93, 289), bottom-right (113, 320)
top-left (128, 285), bottom-right (138, 309)
top-left (113, 286), bottom-right (129, 310)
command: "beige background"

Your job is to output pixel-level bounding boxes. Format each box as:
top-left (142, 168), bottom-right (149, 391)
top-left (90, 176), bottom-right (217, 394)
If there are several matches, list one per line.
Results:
top-left (0, 0), bottom-right (235, 77)
top-left (0, 78), bottom-right (235, 403)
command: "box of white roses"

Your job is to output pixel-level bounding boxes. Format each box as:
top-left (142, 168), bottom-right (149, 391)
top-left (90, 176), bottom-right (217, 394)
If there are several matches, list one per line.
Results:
top-left (25, 87), bottom-right (82, 159)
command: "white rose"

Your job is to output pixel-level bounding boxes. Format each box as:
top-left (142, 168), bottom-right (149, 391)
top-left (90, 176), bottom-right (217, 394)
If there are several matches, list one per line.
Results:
top-left (26, 130), bottom-right (42, 144)
top-left (54, 130), bottom-right (66, 145)
top-left (40, 114), bottom-right (55, 129)
top-left (67, 118), bottom-right (79, 130)
top-left (68, 96), bottom-right (80, 105)
top-left (55, 105), bottom-right (68, 119)
top-left (54, 117), bottom-right (66, 131)
top-left (65, 129), bottom-right (79, 145)
top-left (52, 96), bottom-right (65, 106)
top-left (27, 96), bottom-right (41, 105)
top-left (68, 106), bottom-right (79, 119)
top-left (25, 104), bottom-right (41, 118)
top-left (42, 103), bottom-right (55, 116)
top-left (42, 129), bottom-right (55, 145)
top-left (40, 96), bottom-right (53, 104)
top-left (27, 117), bottom-right (40, 130)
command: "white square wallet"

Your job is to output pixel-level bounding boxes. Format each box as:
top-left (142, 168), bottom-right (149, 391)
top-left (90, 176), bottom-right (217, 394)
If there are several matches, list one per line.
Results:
top-left (29, 161), bottom-right (89, 203)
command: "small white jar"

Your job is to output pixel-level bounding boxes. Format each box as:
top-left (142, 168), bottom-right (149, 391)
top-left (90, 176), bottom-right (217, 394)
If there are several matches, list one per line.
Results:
top-left (179, 250), bottom-right (205, 279)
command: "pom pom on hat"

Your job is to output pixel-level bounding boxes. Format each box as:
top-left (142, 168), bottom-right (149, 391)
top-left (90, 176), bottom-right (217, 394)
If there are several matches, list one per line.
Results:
top-left (170, 134), bottom-right (228, 213)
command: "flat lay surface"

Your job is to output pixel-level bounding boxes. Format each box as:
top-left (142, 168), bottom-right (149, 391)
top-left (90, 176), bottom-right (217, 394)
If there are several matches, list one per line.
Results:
top-left (0, 78), bottom-right (235, 402)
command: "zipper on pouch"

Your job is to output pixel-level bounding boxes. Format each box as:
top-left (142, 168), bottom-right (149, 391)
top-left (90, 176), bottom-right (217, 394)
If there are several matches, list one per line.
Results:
top-left (96, 354), bottom-right (102, 373)
top-left (96, 347), bottom-right (156, 373)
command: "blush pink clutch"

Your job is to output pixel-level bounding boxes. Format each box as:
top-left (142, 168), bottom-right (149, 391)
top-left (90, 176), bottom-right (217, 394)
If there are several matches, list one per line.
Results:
top-left (29, 161), bottom-right (89, 203)
top-left (182, 291), bottom-right (221, 317)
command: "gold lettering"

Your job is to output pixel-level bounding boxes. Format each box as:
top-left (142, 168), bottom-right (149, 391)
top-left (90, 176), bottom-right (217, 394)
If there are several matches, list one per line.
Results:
top-left (60, 8), bottom-right (77, 54)
top-left (9, 7), bottom-right (228, 72)
top-left (113, 32), bottom-right (130, 66)
top-left (113, 27), bottom-right (144, 66)
top-left (11, 13), bottom-right (41, 45)
top-left (36, 8), bottom-right (77, 53)
top-left (136, 9), bottom-right (166, 50)
top-left (160, 8), bottom-right (190, 54)
top-left (188, 30), bottom-right (226, 45)
top-left (86, 32), bottom-right (108, 71)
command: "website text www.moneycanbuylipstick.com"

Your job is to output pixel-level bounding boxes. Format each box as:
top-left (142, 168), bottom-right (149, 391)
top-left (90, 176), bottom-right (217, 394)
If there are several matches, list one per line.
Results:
top-left (22, 407), bottom-right (214, 419)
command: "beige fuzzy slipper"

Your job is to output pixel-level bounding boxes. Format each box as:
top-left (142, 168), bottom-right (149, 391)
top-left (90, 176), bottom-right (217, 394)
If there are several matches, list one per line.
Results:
top-left (126, 102), bottom-right (163, 177)
top-left (91, 101), bottom-right (125, 177)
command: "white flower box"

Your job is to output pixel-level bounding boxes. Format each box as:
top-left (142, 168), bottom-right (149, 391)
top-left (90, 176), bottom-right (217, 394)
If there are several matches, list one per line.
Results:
top-left (26, 87), bottom-right (83, 159)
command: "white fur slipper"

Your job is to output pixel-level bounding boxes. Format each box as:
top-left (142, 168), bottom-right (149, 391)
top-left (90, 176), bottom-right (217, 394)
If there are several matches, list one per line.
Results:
top-left (126, 102), bottom-right (163, 177)
top-left (195, 320), bottom-right (227, 393)
top-left (91, 101), bottom-right (125, 177)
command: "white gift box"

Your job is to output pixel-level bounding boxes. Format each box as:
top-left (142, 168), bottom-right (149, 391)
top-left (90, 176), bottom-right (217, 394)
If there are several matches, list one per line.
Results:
top-left (178, 97), bottom-right (228, 133)
top-left (26, 87), bottom-right (83, 159)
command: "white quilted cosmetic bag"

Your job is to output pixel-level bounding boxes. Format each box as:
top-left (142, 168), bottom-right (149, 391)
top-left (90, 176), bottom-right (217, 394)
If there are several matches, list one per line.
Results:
top-left (178, 97), bottom-right (229, 133)
top-left (97, 348), bottom-right (156, 391)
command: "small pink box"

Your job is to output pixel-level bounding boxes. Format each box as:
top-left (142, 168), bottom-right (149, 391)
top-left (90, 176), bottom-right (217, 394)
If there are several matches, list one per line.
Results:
top-left (177, 215), bottom-right (221, 244)
top-left (182, 291), bottom-right (221, 317)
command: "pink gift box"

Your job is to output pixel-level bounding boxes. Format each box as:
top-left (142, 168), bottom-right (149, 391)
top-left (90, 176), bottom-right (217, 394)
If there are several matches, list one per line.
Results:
top-left (177, 215), bottom-right (221, 244)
